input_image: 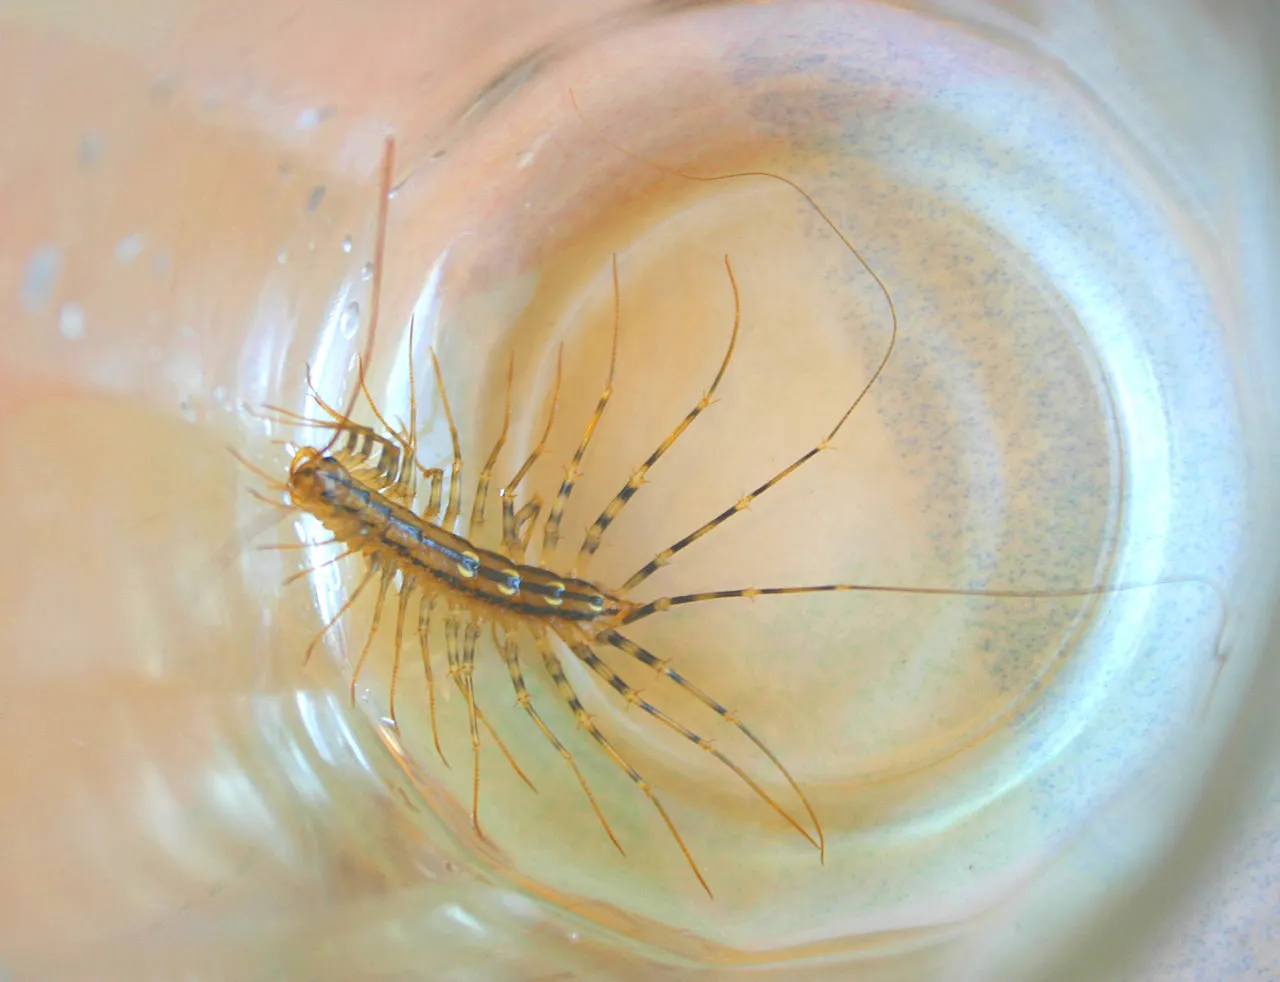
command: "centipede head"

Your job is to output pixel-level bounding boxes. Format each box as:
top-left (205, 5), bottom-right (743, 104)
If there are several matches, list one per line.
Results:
top-left (289, 446), bottom-right (325, 481)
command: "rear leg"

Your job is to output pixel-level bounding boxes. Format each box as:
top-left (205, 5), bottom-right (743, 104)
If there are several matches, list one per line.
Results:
top-left (446, 612), bottom-right (484, 836)
top-left (533, 629), bottom-right (712, 898)
top-left (592, 628), bottom-right (823, 857)
top-left (476, 708), bottom-right (538, 793)
top-left (566, 632), bottom-right (820, 854)
top-left (438, 614), bottom-right (539, 813)
top-left (387, 577), bottom-right (414, 725)
top-left (493, 624), bottom-right (623, 854)
top-left (417, 595), bottom-right (448, 766)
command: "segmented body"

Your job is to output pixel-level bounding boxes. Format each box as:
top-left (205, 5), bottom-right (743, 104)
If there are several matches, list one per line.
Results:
top-left (291, 451), bottom-right (629, 622)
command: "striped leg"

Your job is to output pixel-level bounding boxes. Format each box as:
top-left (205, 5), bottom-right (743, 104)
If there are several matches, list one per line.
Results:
top-left (429, 350), bottom-right (465, 533)
top-left (534, 630), bottom-right (712, 897)
top-left (542, 255), bottom-right (622, 556)
top-left (573, 255), bottom-right (741, 576)
top-left (571, 634), bottom-right (820, 854)
top-left (417, 595), bottom-right (448, 766)
top-left (494, 626), bottom-right (623, 854)
top-left (593, 629), bottom-right (822, 857)
top-left (445, 613), bottom-right (483, 836)
top-left (469, 355), bottom-right (514, 539)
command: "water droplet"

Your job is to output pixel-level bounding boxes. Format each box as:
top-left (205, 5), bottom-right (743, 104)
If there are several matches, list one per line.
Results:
top-left (78, 134), bottom-right (103, 166)
top-left (58, 301), bottom-right (85, 340)
top-left (341, 235), bottom-right (353, 253)
top-left (306, 185), bottom-right (327, 213)
top-left (115, 233), bottom-right (145, 263)
top-left (361, 262), bottom-right (374, 281)
top-left (212, 385), bottom-right (228, 406)
top-left (340, 300), bottom-right (361, 338)
top-left (295, 106), bottom-right (334, 131)
top-left (180, 398), bottom-right (197, 422)
top-left (20, 245), bottom-right (62, 312)
top-left (150, 75), bottom-right (177, 101)
top-left (277, 247), bottom-right (289, 265)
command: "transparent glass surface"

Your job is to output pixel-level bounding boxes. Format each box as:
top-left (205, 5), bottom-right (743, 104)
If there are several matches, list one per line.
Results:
top-left (0, 1), bottom-right (1275, 980)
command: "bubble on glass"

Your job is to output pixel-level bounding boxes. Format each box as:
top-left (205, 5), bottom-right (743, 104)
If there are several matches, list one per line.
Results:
top-left (361, 262), bottom-right (374, 281)
top-left (342, 235), bottom-right (353, 253)
top-left (150, 74), bottom-right (177, 102)
top-left (295, 106), bottom-right (335, 131)
top-left (340, 300), bottom-right (361, 339)
top-left (516, 133), bottom-right (549, 170)
top-left (57, 301), bottom-right (85, 340)
top-left (20, 244), bottom-right (62, 312)
top-left (78, 133), bottom-right (103, 167)
top-left (307, 185), bottom-right (327, 213)
top-left (277, 247), bottom-right (289, 265)
top-left (115, 233), bottom-right (145, 264)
